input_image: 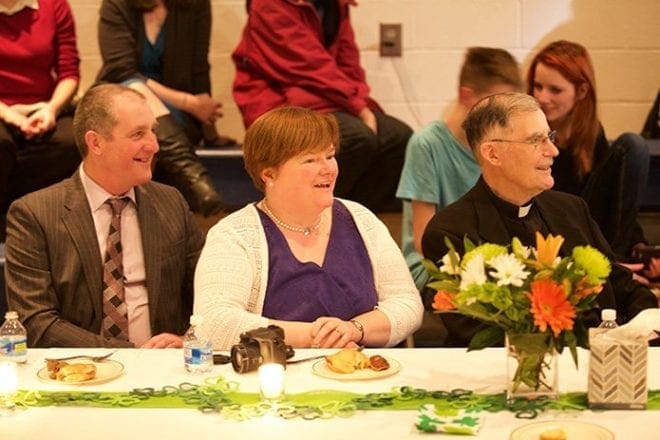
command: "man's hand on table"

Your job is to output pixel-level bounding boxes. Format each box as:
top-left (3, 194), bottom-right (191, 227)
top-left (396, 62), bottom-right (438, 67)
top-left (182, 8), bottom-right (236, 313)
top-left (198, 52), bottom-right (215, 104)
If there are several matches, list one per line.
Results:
top-left (140, 333), bottom-right (183, 348)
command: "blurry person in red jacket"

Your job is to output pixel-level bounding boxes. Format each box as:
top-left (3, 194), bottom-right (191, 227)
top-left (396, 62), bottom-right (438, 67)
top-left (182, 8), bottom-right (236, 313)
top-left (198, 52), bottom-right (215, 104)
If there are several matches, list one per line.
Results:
top-left (232, 0), bottom-right (411, 212)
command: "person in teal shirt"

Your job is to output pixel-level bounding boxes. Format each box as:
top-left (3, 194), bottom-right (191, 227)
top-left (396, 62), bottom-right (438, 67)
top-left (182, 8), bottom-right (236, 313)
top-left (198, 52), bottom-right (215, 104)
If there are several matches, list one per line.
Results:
top-left (396, 48), bottom-right (522, 345)
top-left (397, 120), bottom-right (481, 289)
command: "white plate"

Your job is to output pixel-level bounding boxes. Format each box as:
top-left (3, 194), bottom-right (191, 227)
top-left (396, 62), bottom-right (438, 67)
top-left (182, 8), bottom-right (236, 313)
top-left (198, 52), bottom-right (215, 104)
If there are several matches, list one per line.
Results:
top-left (311, 357), bottom-right (400, 380)
top-left (510, 420), bottom-right (614, 440)
top-left (37, 359), bottom-right (125, 385)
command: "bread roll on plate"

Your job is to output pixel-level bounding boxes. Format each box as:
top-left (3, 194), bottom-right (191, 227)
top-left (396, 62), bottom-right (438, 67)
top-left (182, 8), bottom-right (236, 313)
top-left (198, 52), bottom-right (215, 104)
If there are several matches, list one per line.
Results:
top-left (325, 348), bottom-right (370, 374)
top-left (56, 363), bottom-right (97, 383)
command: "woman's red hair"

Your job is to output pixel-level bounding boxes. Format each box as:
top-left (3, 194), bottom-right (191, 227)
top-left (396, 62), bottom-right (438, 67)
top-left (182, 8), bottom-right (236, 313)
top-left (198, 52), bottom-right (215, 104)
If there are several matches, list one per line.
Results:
top-left (527, 40), bottom-right (600, 176)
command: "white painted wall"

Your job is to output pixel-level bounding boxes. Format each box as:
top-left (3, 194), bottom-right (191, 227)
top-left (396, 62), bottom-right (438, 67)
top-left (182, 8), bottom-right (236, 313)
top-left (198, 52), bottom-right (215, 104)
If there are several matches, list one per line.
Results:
top-left (71, 0), bottom-right (660, 141)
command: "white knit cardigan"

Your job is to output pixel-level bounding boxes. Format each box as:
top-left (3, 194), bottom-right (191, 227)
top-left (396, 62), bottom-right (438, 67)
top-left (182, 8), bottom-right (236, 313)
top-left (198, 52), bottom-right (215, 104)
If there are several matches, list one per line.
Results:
top-left (193, 199), bottom-right (423, 350)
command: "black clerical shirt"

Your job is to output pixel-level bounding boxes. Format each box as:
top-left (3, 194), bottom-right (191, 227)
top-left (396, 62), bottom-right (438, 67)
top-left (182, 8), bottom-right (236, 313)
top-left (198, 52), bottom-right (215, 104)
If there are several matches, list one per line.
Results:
top-left (482, 184), bottom-right (549, 248)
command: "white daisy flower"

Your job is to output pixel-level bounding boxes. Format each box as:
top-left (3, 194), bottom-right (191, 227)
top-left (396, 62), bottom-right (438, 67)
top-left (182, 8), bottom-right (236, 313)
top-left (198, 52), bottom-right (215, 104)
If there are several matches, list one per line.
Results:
top-left (488, 253), bottom-right (530, 287)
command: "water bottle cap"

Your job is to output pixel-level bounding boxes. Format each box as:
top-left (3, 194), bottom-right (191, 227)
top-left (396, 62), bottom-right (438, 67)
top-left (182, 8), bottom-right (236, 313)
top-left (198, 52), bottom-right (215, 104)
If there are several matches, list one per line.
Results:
top-left (189, 315), bottom-right (203, 326)
top-left (601, 309), bottom-right (616, 322)
top-left (4, 311), bottom-right (18, 320)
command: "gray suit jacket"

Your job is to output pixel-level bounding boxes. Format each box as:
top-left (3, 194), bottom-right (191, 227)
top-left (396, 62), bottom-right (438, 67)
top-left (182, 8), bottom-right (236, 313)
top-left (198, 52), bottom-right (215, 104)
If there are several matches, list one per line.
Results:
top-left (4, 172), bottom-right (204, 347)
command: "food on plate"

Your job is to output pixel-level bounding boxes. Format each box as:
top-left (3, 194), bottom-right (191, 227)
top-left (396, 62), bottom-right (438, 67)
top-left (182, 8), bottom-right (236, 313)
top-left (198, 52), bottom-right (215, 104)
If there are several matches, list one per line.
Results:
top-left (57, 363), bottom-right (97, 383)
top-left (324, 348), bottom-right (391, 373)
top-left (325, 348), bottom-right (370, 373)
top-left (539, 428), bottom-right (567, 440)
top-left (46, 360), bottom-right (97, 383)
top-left (368, 355), bottom-right (390, 371)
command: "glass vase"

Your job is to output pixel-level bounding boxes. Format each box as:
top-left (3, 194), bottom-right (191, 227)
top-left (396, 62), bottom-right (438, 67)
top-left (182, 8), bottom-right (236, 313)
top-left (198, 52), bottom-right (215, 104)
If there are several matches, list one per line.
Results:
top-left (505, 332), bottom-right (558, 404)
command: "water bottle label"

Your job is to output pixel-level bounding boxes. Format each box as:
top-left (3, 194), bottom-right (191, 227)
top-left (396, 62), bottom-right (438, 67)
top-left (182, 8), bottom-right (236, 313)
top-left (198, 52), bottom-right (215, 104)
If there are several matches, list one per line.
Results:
top-left (190, 348), bottom-right (202, 365)
top-left (0, 337), bottom-right (27, 357)
top-left (184, 347), bottom-right (211, 365)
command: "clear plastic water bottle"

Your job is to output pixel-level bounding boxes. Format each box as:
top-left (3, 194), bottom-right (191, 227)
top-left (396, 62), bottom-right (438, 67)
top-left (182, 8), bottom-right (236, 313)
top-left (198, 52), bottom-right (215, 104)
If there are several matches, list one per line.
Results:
top-left (0, 311), bottom-right (28, 363)
top-left (598, 309), bottom-right (618, 329)
top-left (183, 315), bottom-right (212, 373)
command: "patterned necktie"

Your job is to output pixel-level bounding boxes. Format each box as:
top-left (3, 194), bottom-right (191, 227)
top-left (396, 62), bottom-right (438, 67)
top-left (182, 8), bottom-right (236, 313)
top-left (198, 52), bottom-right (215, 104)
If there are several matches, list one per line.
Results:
top-left (102, 197), bottom-right (130, 341)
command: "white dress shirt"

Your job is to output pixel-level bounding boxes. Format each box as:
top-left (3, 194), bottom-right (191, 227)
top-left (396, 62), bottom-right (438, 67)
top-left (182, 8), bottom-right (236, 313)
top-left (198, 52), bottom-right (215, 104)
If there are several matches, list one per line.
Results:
top-left (79, 166), bottom-right (152, 346)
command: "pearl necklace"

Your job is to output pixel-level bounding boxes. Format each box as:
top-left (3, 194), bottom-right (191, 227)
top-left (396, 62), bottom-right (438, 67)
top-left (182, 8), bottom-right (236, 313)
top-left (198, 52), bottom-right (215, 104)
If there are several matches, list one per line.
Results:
top-left (261, 200), bottom-right (322, 236)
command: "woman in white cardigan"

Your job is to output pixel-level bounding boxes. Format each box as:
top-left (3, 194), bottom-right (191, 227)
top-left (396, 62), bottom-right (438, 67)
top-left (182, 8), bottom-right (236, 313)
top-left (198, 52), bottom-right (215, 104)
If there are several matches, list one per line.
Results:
top-left (194, 107), bottom-right (422, 350)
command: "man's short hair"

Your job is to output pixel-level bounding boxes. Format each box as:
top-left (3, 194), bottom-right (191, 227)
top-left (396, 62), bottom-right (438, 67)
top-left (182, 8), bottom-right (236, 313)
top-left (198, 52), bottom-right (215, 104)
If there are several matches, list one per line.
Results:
top-left (242, 106), bottom-right (340, 192)
top-left (459, 47), bottom-right (522, 93)
top-left (72, 84), bottom-right (145, 157)
top-left (461, 92), bottom-right (540, 150)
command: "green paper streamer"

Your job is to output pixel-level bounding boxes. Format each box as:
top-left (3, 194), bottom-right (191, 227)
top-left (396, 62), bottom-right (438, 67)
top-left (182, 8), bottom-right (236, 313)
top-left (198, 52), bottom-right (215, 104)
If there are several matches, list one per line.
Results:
top-left (8, 376), bottom-right (660, 421)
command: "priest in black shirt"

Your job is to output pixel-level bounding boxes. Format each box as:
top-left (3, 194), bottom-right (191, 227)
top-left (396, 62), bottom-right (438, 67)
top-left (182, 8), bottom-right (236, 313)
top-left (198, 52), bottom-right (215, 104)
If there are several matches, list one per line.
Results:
top-left (421, 92), bottom-right (657, 347)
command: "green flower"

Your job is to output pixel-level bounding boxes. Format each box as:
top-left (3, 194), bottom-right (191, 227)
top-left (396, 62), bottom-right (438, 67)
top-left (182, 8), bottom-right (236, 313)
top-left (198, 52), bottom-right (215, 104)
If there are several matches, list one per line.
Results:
top-left (461, 243), bottom-right (508, 269)
top-left (571, 246), bottom-right (611, 283)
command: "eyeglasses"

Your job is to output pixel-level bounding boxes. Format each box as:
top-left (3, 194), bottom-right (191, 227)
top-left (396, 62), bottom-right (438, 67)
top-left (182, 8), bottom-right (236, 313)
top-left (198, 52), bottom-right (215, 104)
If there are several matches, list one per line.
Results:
top-left (487, 130), bottom-right (557, 148)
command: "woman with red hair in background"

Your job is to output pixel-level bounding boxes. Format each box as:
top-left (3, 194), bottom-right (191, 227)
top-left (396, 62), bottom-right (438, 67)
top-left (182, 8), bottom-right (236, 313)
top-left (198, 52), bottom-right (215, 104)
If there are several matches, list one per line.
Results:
top-left (528, 40), bottom-right (658, 282)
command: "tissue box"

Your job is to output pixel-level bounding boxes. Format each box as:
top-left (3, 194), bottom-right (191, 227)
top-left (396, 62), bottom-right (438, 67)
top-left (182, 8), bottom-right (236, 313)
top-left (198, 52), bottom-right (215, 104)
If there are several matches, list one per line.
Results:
top-left (587, 328), bottom-right (648, 409)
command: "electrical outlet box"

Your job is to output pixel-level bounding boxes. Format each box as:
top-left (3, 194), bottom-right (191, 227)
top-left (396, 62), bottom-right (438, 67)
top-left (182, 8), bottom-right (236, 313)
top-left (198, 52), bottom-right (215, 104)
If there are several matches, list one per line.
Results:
top-left (380, 23), bottom-right (402, 57)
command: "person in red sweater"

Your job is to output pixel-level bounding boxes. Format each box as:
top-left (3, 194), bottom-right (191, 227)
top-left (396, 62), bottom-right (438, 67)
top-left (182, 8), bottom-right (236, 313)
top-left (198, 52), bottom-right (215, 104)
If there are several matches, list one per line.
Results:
top-left (232, 0), bottom-right (412, 212)
top-left (0, 0), bottom-right (81, 241)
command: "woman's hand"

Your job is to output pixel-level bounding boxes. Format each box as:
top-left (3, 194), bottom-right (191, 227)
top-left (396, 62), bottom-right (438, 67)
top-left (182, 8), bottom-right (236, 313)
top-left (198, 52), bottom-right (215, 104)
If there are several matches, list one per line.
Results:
top-left (22, 106), bottom-right (57, 138)
top-left (310, 317), bottom-right (361, 348)
top-left (186, 93), bottom-right (223, 124)
top-left (644, 257), bottom-right (660, 281)
top-left (619, 262), bottom-right (651, 285)
top-left (1, 106), bottom-right (29, 131)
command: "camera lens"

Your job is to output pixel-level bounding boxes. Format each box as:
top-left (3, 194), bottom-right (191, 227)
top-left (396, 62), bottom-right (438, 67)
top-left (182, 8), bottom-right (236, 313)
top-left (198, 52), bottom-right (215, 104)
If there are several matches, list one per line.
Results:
top-left (231, 344), bottom-right (262, 373)
top-left (231, 345), bottom-right (250, 373)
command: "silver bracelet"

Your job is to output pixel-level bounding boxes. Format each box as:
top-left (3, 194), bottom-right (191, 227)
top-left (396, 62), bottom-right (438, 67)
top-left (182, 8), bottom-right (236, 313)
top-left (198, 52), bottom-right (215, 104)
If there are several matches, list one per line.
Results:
top-left (350, 319), bottom-right (364, 344)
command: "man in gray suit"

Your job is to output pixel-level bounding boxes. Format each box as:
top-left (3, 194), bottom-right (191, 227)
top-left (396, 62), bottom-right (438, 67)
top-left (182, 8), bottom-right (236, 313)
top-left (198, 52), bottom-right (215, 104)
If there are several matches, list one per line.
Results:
top-left (4, 84), bottom-right (204, 348)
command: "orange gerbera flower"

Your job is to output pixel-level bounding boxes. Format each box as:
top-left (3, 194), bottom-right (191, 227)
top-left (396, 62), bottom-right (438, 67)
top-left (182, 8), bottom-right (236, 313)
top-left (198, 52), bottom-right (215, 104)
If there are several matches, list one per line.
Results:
top-left (528, 279), bottom-right (576, 336)
top-left (535, 232), bottom-right (564, 267)
top-left (432, 290), bottom-right (456, 311)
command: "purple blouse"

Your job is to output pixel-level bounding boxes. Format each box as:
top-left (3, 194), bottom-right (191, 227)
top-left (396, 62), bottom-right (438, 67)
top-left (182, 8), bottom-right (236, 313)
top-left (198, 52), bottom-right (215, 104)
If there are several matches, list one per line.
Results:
top-left (260, 200), bottom-right (378, 322)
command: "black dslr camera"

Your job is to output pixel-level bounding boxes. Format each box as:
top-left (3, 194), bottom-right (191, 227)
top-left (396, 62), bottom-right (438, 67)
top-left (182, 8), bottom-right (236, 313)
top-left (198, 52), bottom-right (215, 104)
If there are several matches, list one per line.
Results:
top-left (230, 325), bottom-right (294, 373)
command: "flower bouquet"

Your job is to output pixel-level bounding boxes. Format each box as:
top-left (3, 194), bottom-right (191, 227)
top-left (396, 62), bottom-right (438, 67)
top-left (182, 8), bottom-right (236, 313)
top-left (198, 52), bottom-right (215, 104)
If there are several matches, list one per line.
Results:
top-left (423, 233), bottom-right (611, 401)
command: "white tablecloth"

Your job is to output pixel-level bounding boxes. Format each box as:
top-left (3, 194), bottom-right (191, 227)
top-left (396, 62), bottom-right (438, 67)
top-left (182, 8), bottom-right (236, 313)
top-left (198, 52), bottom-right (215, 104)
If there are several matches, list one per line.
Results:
top-left (1, 347), bottom-right (659, 439)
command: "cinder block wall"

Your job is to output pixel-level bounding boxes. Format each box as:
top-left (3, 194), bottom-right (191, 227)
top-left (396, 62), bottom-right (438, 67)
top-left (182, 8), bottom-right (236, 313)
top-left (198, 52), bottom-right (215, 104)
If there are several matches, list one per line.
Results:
top-left (71, 0), bottom-right (660, 142)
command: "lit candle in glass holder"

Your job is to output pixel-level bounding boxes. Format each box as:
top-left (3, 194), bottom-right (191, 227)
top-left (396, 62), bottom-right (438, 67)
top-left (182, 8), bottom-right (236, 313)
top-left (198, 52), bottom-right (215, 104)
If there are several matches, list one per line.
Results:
top-left (258, 362), bottom-right (285, 401)
top-left (0, 361), bottom-right (18, 414)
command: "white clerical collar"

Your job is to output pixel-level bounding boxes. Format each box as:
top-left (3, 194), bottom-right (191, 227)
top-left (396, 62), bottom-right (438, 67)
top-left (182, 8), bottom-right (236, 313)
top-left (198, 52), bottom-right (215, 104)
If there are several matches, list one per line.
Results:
top-left (79, 165), bottom-right (136, 213)
top-left (518, 204), bottom-right (532, 218)
top-left (0, 0), bottom-right (39, 15)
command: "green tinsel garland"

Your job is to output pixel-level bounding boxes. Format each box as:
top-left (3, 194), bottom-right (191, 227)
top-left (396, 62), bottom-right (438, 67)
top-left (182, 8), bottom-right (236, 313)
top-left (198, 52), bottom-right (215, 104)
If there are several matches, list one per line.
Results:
top-left (4, 376), bottom-right (659, 421)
